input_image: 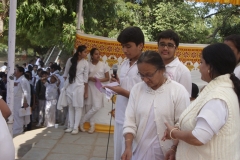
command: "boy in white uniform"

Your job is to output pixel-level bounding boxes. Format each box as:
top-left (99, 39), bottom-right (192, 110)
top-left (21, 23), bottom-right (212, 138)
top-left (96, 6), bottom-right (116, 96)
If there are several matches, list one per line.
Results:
top-left (105, 26), bottom-right (144, 160)
top-left (157, 29), bottom-right (192, 96)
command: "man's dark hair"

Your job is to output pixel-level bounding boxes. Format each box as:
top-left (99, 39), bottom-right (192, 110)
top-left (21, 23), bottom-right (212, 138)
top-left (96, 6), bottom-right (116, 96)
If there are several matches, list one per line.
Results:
top-left (224, 34), bottom-right (240, 52)
top-left (17, 66), bottom-right (25, 74)
top-left (50, 63), bottom-right (59, 71)
top-left (40, 71), bottom-right (48, 76)
top-left (191, 83), bottom-right (199, 99)
top-left (4, 62), bottom-right (7, 66)
top-left (117, 26), bottom-right (144, 46)
top-left (157, 29), bottom-right (179, 47)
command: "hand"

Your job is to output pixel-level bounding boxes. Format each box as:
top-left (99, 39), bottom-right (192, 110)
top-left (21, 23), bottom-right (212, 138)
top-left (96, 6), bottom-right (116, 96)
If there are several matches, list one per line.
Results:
top-left (162, 123), bottom-right (176, 141)
top-left (23, 102), bottom-right (29, 109)
top-left (164, 149), bottom-right (176, 160)
top-left (121, 148), bottom-right (132, 160)
top-left (89, 77), bottom-right (96, 82)
top-left (110, 74), bottom-right (119, 83)
top-left (84, 92), bottom-right (88, 99)
top-left (104, 85), bottom-right (122, 95)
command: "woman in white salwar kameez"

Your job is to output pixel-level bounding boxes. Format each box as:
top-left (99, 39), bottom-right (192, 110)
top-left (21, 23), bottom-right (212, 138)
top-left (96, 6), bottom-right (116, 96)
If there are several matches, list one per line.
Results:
top-left (62, 45), bottom-right (89, 135)
top-left (121, 51), bottom-right (190, 160)
top-left (80, 48), bottom-right (109, 133)
top-left (43, 74), bottom-right (60, 127)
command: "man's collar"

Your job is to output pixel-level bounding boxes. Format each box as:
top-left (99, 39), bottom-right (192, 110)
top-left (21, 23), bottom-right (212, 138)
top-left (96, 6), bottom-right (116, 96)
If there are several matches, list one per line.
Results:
top-left (165, 57), bottom-right (179, 67)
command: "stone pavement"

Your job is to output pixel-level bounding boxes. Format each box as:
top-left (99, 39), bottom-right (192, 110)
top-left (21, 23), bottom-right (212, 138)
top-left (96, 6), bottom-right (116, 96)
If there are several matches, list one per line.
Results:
top-left (13, 126), bottom-right (114, 160)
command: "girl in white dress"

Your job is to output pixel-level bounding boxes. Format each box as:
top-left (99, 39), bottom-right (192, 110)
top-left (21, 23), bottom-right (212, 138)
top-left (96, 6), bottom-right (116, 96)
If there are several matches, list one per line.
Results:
top-left (62, 45), bottom-right (89, 135)
top-left (121, 51), bottom-right (190, 160)
top-left (80, 48), bottom-right (109, 133)
top-left (43, 74), bottom-right (60, 127)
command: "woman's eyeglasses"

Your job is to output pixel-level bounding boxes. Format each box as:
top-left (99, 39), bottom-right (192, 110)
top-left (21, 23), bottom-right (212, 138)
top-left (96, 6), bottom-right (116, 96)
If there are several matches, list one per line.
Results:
top-left (137, 69), bottom-right (158, 79)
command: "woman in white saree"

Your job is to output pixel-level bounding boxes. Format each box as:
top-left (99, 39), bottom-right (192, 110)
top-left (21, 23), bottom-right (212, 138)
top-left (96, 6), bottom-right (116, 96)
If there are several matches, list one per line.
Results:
top-left (121, 51), bottom-right (190, 160)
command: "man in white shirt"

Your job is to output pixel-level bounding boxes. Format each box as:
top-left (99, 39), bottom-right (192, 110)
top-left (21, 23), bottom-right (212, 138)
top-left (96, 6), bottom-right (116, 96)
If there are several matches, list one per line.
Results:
top-left (105, 26), bottom-right (144, 160)
top-left (13, 67), bottom-right (31, 135)
top-left (157, 29), bottom-right (192, 96)
top-left (0, 62), bottom-right (7, 73)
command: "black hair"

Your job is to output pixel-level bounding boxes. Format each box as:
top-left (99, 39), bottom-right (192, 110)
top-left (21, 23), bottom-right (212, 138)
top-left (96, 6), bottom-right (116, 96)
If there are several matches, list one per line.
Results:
top-left (39, 61), bottom-right (44, 67)
top-left (2, 73), bottom-right (7, 78)
top-left (117, 26), bottom-right (145, 46)
top-left (90, 48), bottom-right (98, 60)
top-left (40, 71), bottom-right (48, 76)
top-left (17, 66), bottom-right (25, 74)
top-left (25, 71), bottom-right (32, 78)
top-left (37, 68), bottom-right (43, 73)
top-left (69, 45), bottom-right (87, 84)
top-left (157, 29), bottom-right (179, 47)
top-left (137, 50), bottom-right (165, 71)
top-left (224, 34), bottom-right (240, 52)
top-left (24, 73), bottom-right (30, 80)
top-left (22, 63), bottom-right (26, 67)
top-left (191, 83), bottom-right (199, 98)
top-left (50, 63), bottom-right (58, 70)
top-left (4, 62), bottom-right (7, 66)
top-left (202, 43), bottom-right (240, 100)
top-left (33, 65), bottom-right (38, 68)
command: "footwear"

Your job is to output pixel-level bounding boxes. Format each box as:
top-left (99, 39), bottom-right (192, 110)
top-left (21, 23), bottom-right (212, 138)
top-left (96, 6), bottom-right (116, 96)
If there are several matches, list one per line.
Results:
top-left (36, 123), bottom-right (41, 127)
top-left (65, 128), bottom-right (73, 133)
top-left (80, 124), bottom-right (86, 132)
top-left (71, 129), bottom-right (79, 135)
top-left (88, 125), bottom-right (95, 134)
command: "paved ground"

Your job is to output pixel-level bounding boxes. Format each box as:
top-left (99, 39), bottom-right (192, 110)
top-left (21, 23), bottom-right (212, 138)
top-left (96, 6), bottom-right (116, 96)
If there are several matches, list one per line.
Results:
top-left (13, 126), bottom-right (114, 160)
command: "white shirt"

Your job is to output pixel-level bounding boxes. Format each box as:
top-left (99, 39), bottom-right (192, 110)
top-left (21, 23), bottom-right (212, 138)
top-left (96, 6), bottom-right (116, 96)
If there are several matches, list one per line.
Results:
top-left (165, 57), bottom-right (192, 96)
top-left (192, 99), bottom-right (228, 144)
top-left (234, 64), bottom-right (240, 79)
top-left (123, 79), bottom-right (190, 154)
top-left (44, 82), bottom-right (58, 100)
top-left (0, 66), bottom-right (7, 72)
top-left (115, 59), bottom-right (142, 124)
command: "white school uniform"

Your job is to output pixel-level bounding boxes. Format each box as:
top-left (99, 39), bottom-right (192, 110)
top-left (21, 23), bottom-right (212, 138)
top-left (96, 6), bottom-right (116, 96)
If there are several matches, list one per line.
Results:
top-left (114, 59), bottom-right (142, 160)
top-left (44, 82), bottom-right (58, 127)
top-left (61, 58), bottom-right (89, 130)
top-left (165, 57), bottom-right (192, 96)
top-left (13, 75), bottom-right (31, 135)
top-left (82, 61), bottom-right (109, 124)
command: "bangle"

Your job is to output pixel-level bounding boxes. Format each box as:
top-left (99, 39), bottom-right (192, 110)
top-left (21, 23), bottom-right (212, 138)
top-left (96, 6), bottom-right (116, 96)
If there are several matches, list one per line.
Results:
top-left (125, 139), bottom-right (132, 142)
top-left (170, 128), bottom-right (179, 140)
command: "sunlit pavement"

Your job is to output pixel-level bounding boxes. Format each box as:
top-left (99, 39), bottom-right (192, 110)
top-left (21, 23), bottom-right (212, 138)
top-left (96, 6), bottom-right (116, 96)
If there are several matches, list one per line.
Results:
top-left (13, 126), bottom-right (114, 160)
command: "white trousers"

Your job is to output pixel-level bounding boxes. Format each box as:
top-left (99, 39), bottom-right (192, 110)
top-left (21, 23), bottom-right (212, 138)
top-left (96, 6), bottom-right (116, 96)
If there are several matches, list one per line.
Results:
top-left (44, 100), bottom-right (56, 127)
top-left (38, 100), bottom-right (46, 124)
top-left (13, 97), bottom-right (24, 135)
top-left (114, 122), bottom-right (125, 160)
top-left (67, 97), bottom-right (82, 130)
top-left (81, 104), bottom-right (102, 125)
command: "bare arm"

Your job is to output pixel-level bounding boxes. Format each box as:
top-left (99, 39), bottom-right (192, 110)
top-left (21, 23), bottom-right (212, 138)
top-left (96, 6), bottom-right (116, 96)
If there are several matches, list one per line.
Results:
top-left (121, 133), bottom-right (134, 160)
top-left (99, 71), bottom-right (110, 82)
top-left (172, 129), bottom-right (203, 146)
top-left (0, 99), bottom-right (11, 119)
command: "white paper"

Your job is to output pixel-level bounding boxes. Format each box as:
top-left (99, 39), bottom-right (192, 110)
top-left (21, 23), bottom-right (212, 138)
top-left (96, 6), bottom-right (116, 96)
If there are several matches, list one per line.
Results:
top-left (19, 107), bottom-right (31, 117)
top-left (105, 82), bottom-right (119, 87)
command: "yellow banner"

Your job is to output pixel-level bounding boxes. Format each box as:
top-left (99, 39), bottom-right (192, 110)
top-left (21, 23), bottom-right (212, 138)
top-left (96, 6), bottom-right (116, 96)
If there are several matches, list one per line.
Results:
top-left (75, 33), bottom-right (208, 71)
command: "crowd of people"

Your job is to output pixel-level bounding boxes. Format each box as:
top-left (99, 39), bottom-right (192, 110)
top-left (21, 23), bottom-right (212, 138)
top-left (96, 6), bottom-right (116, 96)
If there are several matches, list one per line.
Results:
top-left (0, 26), bottom-right (240, 160)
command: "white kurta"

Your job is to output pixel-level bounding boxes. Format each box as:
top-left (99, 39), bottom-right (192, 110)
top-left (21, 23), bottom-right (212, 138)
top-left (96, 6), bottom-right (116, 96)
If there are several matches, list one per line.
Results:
top-left (63, 58), bottom-right (89, 108)
top-left (85, 61), bottom-right (109, 107)
top-left (44, 82), bottom-right (58, 127)
top-left (0, 106), bottom-right (15, 160)
top-left (123, 79), bottom-right (190, 156)
top-left (13, 75), bottom-right (31, 135)
top-left (165, 57), bottom-right (192, 96)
